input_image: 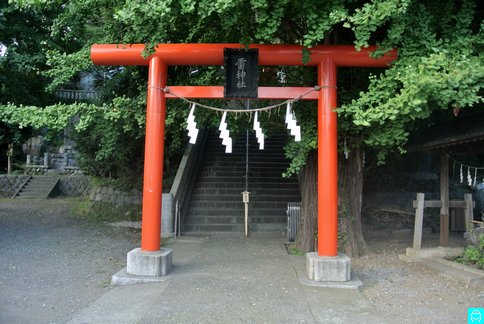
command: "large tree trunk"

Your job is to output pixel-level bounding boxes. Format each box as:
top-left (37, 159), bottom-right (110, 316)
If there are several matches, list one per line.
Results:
top-left (295, 147), bottom-right (367, 257)
top-left (339, 146), bottom-right (367, 257)
top-left (295, 151), bottom-right (317, 253)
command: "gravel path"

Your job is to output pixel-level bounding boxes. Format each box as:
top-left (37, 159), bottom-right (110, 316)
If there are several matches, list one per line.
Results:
top-left (353, 228), bottom-right (484, 323)
top-left (1, 198), bottom-right (483, 323)
top-left (0, 199), bottom-right (140, 324)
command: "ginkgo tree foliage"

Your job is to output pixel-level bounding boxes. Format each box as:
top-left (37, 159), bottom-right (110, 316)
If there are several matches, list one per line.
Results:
top-left (1, 0), bottom-right (482, 255)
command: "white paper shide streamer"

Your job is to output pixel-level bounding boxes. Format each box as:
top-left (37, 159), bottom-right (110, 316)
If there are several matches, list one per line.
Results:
top-left (467, 166), bottom-right (473, 187)
top-left (253, 111), bottom-right (264, 150)
top-left (184, 99), bottom-right (305, 151)
top-left (473, 168), bottom-right (478, 187)
top-left (186, 103), bottom-right (199, 144)
top-left (455, 160), bottom-right (481, 188)
top-left (285, 102), bottom-right (301, 142)
top-left (218, 111), bottom-right (232, 153)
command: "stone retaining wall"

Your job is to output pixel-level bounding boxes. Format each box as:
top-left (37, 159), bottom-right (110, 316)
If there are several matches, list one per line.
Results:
top-left (89, 186), bottom-right (142, 205)
top-left (58, 176), bottom-right (92, 197)
top-left (0, 175), bottom-right (140, 203)
top-left (0, 174), bottom-right (174, 234)
top-left (0, 175), bottom-right (30, 196)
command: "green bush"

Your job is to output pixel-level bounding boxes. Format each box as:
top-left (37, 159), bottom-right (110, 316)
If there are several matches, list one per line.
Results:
top-left (456, 233), bottom-right (484, 270)
top-left (68, 197), bottom-right (141, 224)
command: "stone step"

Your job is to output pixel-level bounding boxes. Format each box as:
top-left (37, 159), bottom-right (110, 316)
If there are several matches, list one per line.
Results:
top-left (196, 172), bottom-right (290, 179)
top-left (202, 147), bottom-right (287, 154)
top-left (200, 163), bottom-right (290, 171)
top-left (197, 170), bottom-right (246, 178)
top-left (190, 193), bottom-right (300, 202)
top-left (19, 184), bottom-right (55, 190)
top-left (20, 183), bottom-right (54, 189)
top-left (193, 182), bottom-right (299, 190)
top-left (185, 217), bottom-right (243, 224)
top-left (251, 223), bottom-right (287, 232)
top-left (204, 151), bottom-right (287, 157)
top-left (202, 156), bottom-right (289, 163)
top-left (183, 223), bottom-right (286, 233)
top-left (190, 187), bottom-right (300, 196)
top-left (183, 224), bottom-right (245, 232)
top-left (194, 176), bottom-right (298, 184)
top-left (15, 194), bottom-right (47, 199)
top-left (184, 130), bottom-right (299, 234)
top-left (24, 178), bottom-right (58, 183)
top-left (417, 257), bottom-right (484, 289)
top-left (181, 231), bottom-right (285, 238)
top-left (18, 189), bottom-right (51, 195)
top-left (185, 216), bottom-right (286, 224)
top-left (14, 176), bottom-right (59, 199)
top-left (189, 201), bottom-right (291, 209)
top-left (187, 207), bottom-right (289, 217)
top-left (201, 160), bottom-right (287, 171)
top-left (202, 154), bottom-right (289, 160)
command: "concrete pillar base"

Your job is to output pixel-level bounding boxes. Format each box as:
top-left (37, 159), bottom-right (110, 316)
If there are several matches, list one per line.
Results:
top-left (306, 252), bottom-right (351, 282)
top-left (127, 248), bottom-right (173, 277)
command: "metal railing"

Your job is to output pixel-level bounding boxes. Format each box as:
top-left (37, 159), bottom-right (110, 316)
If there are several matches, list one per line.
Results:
top-left (170, 128), bottom-right (208, 237)
top-left (287, 202), bottom-right (300, 241)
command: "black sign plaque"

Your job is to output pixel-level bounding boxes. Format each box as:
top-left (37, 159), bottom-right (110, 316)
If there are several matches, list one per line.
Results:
top-left (224, 48), bottom-right (259, 98)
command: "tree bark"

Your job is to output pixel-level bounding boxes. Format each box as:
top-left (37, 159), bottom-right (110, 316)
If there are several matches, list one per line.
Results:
top-left (339, 146), bottom-right (367, 257)
top-left (295, 147), bottom-right (367, 257)
top-left (295, 151), bottom-right (318, 253)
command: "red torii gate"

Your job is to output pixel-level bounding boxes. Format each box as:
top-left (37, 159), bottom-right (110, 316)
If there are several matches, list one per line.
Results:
top-left (91, 44), bottom-right (396, 264)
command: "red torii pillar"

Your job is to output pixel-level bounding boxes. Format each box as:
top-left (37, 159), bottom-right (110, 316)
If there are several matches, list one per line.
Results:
top-left (91, 44), bottom-right (396, 280)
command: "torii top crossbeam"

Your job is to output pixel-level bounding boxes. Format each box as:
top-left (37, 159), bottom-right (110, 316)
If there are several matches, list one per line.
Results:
top-left (91, 43), bottom-right (397, 258)
top-left (91, 43), bottom-right (395, 67)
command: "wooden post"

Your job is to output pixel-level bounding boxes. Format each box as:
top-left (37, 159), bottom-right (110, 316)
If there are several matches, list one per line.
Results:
top-left (413, 193), bottom-right (425, 249)
top-left (44, 153), bottom-right (49, 168)
top-left (464, 193), bottom-right (474, 232)
top-left (440, 152), bottom-right (449, 247)
top-left (242, 191), bottom-right (250, 237)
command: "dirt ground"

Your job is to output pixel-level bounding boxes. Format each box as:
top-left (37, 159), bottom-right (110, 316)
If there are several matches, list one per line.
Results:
top-left (353, 214), bottom-right (483, 323)
top-left (0, 198), bottom-right (140, 324)
top-left (0, 198), bottom-right (482, 323)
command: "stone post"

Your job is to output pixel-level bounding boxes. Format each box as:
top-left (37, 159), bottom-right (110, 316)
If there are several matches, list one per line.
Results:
top-left (44, 153), bottom-right (49, 168)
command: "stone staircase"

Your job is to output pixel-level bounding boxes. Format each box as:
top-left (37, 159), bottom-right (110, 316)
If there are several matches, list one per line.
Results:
top-left (13, 176), bottom-right (59, 199)
top-left (183, 131), bottom-right (300, 236)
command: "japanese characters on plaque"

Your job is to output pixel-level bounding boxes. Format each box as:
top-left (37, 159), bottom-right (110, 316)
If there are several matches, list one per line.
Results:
top-left (224, 48), bottom-right (259, 98)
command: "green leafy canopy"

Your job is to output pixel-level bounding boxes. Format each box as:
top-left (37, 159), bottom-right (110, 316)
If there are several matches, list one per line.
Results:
top-left (1, 0), bottom-right (482, 178)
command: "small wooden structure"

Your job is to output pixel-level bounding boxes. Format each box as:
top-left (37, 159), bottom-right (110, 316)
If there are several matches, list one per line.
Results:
top-left (412, 192), bottom-right (474, 249)
top-left (409, 114), bottom-right (484, 249)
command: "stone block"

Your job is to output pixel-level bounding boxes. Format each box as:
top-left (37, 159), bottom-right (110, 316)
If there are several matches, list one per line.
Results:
top-left (161, 193), bottom-right (173, 236)
top-left (306, 252), bottom-right (351, 282)
top-left (127, 248), bottom-right (173, 277)
top-left (405, 247), bottom-right (464, 259)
